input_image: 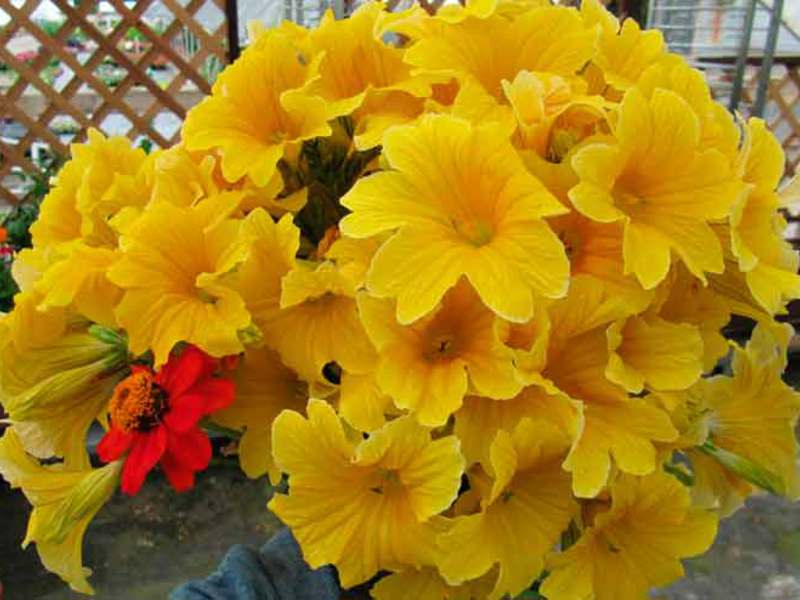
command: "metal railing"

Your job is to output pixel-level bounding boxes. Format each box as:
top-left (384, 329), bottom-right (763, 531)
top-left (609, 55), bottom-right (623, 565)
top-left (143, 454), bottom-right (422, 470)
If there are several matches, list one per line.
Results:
top-left (646, 0), bottom-right (796, 116)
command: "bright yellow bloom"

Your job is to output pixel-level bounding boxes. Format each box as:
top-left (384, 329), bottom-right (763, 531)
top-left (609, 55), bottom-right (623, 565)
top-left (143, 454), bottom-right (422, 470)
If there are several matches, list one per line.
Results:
top-left (232, 209), bottom-right (300, 330)
top-left (31, 244), bottom-right (122, 328)
top-left (636, 61), bottom-right (739, 161)
top-left (581, 0), bottom-right (668, 92)
top-left (30, 129), bottom-right (148, 251)
top-left (341, 114), bottom-right (569, 323)
top-left (502, 71), bottom-right (610, 158)
top-left (569, 87), bottom-right (743, 288)
top-left (0, 428), bottom-right (122, 595)
top-left (358, 281), bottom-right (521, 427)
top-left (543, 280), bottom-right (678, 496)
top-left (731, 118), bottom-right (800, 314)
top-left (269, 400), bottom-right (464, 588)
top-left (212, 346), bottom-right (308, 482)
top-left (0, 326), bottom-right (128, 469)
top-left (606, 315), bottom-right (703, 393)
top-left (262, 257), bottom-right (376, 383)
top-left (371, 566), bottom-right (495, 600)
top-left (0, 290), bottom-right (67, 353)
top-left (657, 264), bottom-right (730, 372)
top-left (305, 4), bottom-right (435, 117)
top-left (548, 212), bottom-right (652, 311)
top-left (438, 419), bottom-right (576, 599)
top-left (338, 371), bottom-right (394, 432)
top-left (542, 471), bottom-right (717, 600)
top-left (403, 6), bottom-right (597, 101)
top-left (183, 31), bottom-right (330, 187)
top-left (687, 324), bottom-right (800, 498)
top-left (108, 198), bottom-right (251, 365)
top-left (454, 388), bottom-right (581, 468)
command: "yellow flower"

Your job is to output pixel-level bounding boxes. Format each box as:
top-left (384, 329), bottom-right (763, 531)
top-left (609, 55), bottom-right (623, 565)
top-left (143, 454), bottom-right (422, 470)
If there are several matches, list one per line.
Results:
top-left (0, 290), bottom-right (67, 353)
top-left (304, 4), bottom-right (436, 118)
top-left (232, 209), bottom-right (300, 330)
top-left (686, 449), bottom-right (752, 517)
top-left (108, 198), bottom-right (251, 365)
top-left (402, 6), bottom-right (597, 101)
top-left (212, 346), bottom-right (308, 482)
top-left (569, 87), bottom-right (743, 288)
top-left (0, 326), bottom-right (128, 469)
top-left (543, 280), bottom-right (678, 497)
top-left (730, 118), bottom-right (800, 314)
top-left (269, 400), bottom-right (464, 588)
top-left (370, 566), bottom-right (495, 600)
top-left (32, 244), bottom-right (122, 328)
top-left (606, 315), bottom-right (703, 393)
top-left (541, 471), bottom-right (717, 600)
top-left (636, 61), bottom-right (739, 161)
top-left (338, 371), bottom-right (393, 432)
top-left (690, 324), bottom-right (800, 498)
top-left (30, 129), bottom-right (150, 251)
top-left (358, 281), bottom-right (522, 427)
top-left (438, 419), bottom-right (577, 599)
top-left (548, 211), bottom-right (652, 312)
top-left (502, 71), bottom-right (609, 157)
top-left (0, 428), bottom-right (122, 594)
top-left (260, 257), bottom-right (376, 383)
top-left (183, 31), bottom-right (330, 187)
top-left (341, 114), bottom-right (569, 324)
top-left (581, 0), bottom-right (668, 92)
top-left (657, 264), bottom-right (730, 372)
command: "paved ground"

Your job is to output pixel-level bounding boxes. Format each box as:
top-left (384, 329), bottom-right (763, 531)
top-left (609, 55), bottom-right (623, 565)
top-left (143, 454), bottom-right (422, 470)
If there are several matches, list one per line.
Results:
top-left (4, 459), bottom-right (800, 600)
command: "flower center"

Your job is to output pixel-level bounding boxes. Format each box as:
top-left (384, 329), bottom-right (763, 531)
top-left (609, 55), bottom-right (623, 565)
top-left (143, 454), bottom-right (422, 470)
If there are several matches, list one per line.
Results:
top-left (369, 468), bottom-right (404, 495)
top-left (109, 370), bottom-right (169, 433)
top-left (452, 218), bottom-right (493, 247)
top-left (426, 334), bottom-right (457, 361)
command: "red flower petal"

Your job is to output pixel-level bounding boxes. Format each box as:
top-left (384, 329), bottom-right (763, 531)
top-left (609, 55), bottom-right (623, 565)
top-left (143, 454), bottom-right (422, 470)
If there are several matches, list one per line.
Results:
top-left (165, 428), bottom-right (212, 472)
top-left (121, 427), bottom-right (167, 495)
top-left (160, 451), bottom-right (196, 493)
top-left (187, 378), bottom-right (236, 414)
top-left (97, 428), bottom-right (134, 463)
top-left (163, 393), bottom-right (207, 433)
top-left (156, 345), bottom-right (216, 398)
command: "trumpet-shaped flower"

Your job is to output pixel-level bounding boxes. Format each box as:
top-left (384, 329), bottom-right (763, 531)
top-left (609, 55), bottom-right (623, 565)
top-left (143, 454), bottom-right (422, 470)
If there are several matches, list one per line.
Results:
top-left (403, 7), bottom-right (597, 101)
top-left (260, 258), bottom-right (376, 383)
top-left (341, 114), bottom-right (569, 323)
top-left (688, 324), bottom-right (800, 498)
top-left (358, 281), bottom-right (522, 427)
top-left (569, 87), bottom-right (743, 288)
top-left (304, 4), bottom-right (435, 118)
top-left (269, 400), bottom-right (464, 588)
top-left (371, 566), bottom-right (495, 600)
top-left (97, 345), bottom-right (234, 494)
top-left (541, 471), bottom-right (718, 600)
top-left (454, 389), bottom-right (581, 468)
top-left (581, 0), bottom-right (668, 92)
top-left (182, 31), bottom-right (330, 187)
top-left (0, 326), bottom-right (128, 469)
top-left (0, 428), bottom-right (122, 594)
top-left (438, 419), bottom-right (577, 599)
top-left (731, 119), bottom-right (800, 314)
top-left (108, 198), bottom-right (251, 365)
top-left (212, 346), bottom-right (308, 481)
top-left (606, 315), bottom-right (704, 393)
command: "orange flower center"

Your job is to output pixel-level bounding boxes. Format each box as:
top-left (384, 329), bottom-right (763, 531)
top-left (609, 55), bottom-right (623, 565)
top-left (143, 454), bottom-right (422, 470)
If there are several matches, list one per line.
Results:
top-left (109, 370), bottom-right (168, 433)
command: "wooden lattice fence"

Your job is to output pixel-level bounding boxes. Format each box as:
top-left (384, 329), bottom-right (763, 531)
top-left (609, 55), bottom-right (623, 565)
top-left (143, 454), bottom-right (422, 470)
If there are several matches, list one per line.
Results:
top-left (0, 0), bottom-right (230, 204)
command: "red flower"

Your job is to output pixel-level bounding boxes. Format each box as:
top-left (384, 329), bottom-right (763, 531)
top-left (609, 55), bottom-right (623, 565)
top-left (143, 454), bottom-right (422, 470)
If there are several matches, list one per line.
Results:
top-left (98, 346), bottom-right (234, 495)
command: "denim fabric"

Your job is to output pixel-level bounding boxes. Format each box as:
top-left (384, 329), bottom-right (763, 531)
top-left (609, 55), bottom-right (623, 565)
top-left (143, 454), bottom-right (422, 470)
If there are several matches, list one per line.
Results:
top-left (169, 528), bottom-right (340, 600)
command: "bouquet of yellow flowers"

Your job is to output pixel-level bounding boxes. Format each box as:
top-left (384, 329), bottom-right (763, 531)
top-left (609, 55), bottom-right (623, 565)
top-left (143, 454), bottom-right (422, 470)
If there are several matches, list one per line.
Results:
top-left (2, 0), bottom-right (800, 597)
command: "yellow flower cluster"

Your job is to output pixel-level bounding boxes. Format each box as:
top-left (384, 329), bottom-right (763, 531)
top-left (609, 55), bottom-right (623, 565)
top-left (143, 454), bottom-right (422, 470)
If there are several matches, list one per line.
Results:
top-left (2, 0), bottom-right (800, 597)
